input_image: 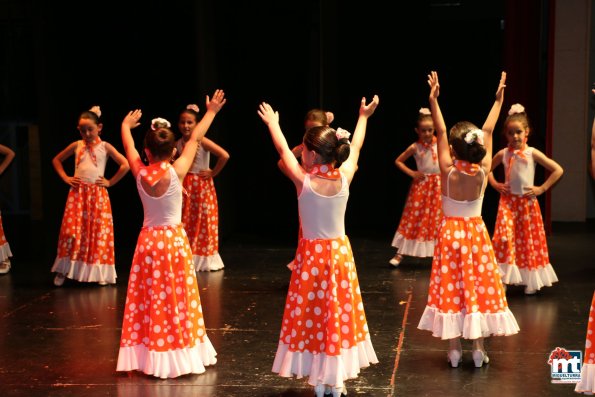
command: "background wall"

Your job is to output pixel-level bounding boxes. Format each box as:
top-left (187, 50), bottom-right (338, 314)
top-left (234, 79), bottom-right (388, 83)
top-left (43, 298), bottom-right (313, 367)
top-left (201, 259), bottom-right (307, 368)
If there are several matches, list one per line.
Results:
top-left (0, 0), bottom-right (591, 270)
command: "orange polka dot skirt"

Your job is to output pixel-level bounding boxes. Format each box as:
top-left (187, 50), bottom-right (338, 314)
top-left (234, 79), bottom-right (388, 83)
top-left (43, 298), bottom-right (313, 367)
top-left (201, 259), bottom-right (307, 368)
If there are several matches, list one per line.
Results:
top-left (51, 183), bottom-right (116, 284)
top-left (182, 174), bottom-right (224, 271)
top-left (117, 224), bottom-right (217, 378)
top-left (392, 174), bottom-right (442, 257)
top-left (272, 235), bottom-right (378, 387)
top-left (575, 291), bottom-right (595, 394)
top-left (417, 217), bottom-right (520, 340)
top-left (492, 194), bottom-right (558, 291)
top-left (0, 212), bottom-right (12, 262)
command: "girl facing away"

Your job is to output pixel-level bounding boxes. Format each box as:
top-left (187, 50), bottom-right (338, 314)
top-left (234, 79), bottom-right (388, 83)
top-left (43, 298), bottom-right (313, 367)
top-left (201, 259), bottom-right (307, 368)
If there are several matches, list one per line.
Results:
top-left (417, 71), bottom-right (520, 368)
top-left (390, 107), bottom-right (442, 267)
top-left (258, 95), bottom-right (379, 397)
top-left (51, 106), bottom-right (129, 286)
top-left (488, 103), bottom-right (563, 294)
top-left (175, 104), bottom-right (230, 272)
top-left (116, 89), bottom-right (226, 378)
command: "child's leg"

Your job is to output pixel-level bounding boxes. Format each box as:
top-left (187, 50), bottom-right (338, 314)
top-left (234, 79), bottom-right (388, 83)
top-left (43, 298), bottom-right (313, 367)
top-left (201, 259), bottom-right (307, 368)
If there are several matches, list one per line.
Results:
top-left (472, 337), bottom-right (490, 367)
top-left (447, 337), bottom-right (462, 367)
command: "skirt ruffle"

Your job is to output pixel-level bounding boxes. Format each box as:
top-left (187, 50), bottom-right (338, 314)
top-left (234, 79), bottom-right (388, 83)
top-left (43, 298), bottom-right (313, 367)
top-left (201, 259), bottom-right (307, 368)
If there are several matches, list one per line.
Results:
top-left (417, 306), bottom-right (520, 340)
top-left (194, 253), bottom-right (225, 272)
top-left (272, 339), bottom-right (378, 387)
top-left (51, 258), bottom-right (117, 284)
top-left (117, 338), bottom-right (217, 379)
top-left (0, 241), bottom-right (12, 263)
top-left (499, 262), bottom-right (558, 290)
top-left (575, 363), bottom-right (595, 394)
top-left (391, 233), bottom-right (435, 258)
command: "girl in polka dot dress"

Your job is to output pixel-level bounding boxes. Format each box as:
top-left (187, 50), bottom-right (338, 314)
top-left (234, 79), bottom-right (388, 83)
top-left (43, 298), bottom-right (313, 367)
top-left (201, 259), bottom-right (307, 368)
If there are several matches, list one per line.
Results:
top-left (417, 71), bottom-right (520, 368)
top-left (258, 95), bottom-right (379, 397)
top-left (116, 89), bottom-right (226, 379)
top-left (488, 104), bottom-right (563, 294)
top-left (575, 92), bottom-right (595, 395)
top-left (389, 107), bottom-right (442, 267)
top-left (175, 104), bottom-right (229, 272)
top-left (51, 106), bottom-right (130, 286)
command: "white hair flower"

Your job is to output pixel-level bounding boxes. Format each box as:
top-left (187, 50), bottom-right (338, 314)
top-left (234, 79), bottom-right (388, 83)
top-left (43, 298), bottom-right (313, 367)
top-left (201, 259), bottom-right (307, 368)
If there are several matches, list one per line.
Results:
top-left (335, 127), bottom-right (351, 142)
top-left (508, 103), bottom-right (525, 116)
top-left (186, 104), bottom-right (199, 113)
top-left (419, 107), bottom-right (431, 115)
top-left (464, 129), bottom-right (484, 145)
top-left (151, 117), bottom-right (171, 130)
top-left (89, 105), bottom-right (102, 118)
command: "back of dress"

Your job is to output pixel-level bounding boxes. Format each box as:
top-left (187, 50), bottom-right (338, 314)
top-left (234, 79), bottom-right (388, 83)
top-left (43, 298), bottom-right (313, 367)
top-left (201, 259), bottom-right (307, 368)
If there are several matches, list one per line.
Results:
top-left (298, 173), bottom-right (349, 239)
top-left (136, 166), bottom-right (182, 227)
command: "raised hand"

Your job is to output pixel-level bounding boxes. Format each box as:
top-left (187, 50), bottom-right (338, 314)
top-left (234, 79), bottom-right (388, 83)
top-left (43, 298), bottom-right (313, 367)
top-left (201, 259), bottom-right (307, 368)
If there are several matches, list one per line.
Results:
top-left (257, 102), bottom-right (280, 126)
top-left (428, 71), bottom-right (440, 101)
top-left (205, 89), bottom-right (227, 113)
top-left (495, 71), bottom-right (507, 101)
top-left (359, 95), bottom-right (380, 118)
top-left (122, 109), bottom-right (142, 129)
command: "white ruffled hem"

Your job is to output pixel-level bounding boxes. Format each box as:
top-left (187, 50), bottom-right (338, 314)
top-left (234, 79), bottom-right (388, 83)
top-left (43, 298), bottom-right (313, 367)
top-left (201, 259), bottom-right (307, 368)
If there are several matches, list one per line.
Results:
top-left (0, 242), bottom-right (12, 262)
top-left (194, 253), bottom-right (225, 272)
top-left (575, 363), bottom-right (595, 394)
top-left (51, 257), bottom-right (117, 284)
top-left (417, 306), bottom-right (520, 340)
top-left (498, 263), bottom-right (558, 290)
top-left (272, 339), bottom-right (378, 388)
top-left (117, 338), bottom-right (218, 379)
top-left (391, 232), bottom-right (435, 258)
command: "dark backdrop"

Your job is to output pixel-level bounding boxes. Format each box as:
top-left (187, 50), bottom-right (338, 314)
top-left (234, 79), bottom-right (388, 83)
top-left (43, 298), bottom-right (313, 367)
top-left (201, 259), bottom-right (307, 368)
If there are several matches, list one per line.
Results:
top-left (0, 0), bottom-right (551, 270)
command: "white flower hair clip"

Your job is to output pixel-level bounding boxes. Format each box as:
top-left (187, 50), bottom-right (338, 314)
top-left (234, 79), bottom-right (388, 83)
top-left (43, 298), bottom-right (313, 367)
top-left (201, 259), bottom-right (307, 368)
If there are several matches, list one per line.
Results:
top-left (419, 107), bottom-right (431, 115)
top-left (335, 127), bottom-right (351, 142)
top-left (464, 129), bottom-right (484, 145)
top-left (508, 103), bottom-right (525, 116)
top-left (89, 105), bottom-right (102, 118)
top-left (186, 104), bottom-right (200, 113)
top-left (151, 117), bottom-right (171, 130)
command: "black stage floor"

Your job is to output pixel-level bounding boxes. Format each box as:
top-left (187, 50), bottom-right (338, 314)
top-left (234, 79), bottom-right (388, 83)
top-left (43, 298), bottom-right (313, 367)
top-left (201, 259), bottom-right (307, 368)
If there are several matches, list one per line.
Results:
top-left (1, 222), bottom-right (594, 397)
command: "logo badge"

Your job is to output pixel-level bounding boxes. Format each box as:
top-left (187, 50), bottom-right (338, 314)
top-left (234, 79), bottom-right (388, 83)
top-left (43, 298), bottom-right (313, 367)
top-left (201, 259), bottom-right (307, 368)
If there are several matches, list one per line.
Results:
top-left (548, 347), bottom-right (582, 383)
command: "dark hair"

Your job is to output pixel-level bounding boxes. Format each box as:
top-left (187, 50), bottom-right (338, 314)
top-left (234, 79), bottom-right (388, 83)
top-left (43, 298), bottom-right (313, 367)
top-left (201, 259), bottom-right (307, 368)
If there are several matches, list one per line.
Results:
top-left (144, 123), bottom-right (175, 160)
top-left (449, 121), bottom-right (487, 164)
top-left (416, 109), bottom-right (432, 127)
top-left (303, 126), bottom-right (350, 167)
top-left (503, 105), bottom-right (531, 136)
top-left (179, 107), bottom-right (199, 122)
top-left (79, 109), bottom-right (101, 124)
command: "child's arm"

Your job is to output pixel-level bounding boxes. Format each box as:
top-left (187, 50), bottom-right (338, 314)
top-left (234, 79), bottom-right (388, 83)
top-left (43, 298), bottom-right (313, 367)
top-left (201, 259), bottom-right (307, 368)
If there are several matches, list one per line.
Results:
top-left (52, 141), bottom-right (81, 187)
top-left (339, 95), bottom-right (380, 183)
top-left (277, 144), bottom-right (303, 177)
top-left (395, 144), bottom-right (424, 179)
top-left (480, 71), bottom-right (507, 173)
top-left (0, 144), bottom-right (15, 175)
top-left (427, 71), bottom-right (451, 173)
top-left (96, 143), bottom-right (130, 187)
top-left (198, 137), bottom-right (230, 179)
top-left (258, 102), bottom-right (304, 187)
top-left (487, 149), bottom-right (509, 194)
top-left (524, 149), bottom-right (563, 197)
top-left (121, 109), bottom-right (144, 178)
top-left (174, 89), bottom-right (226, 178)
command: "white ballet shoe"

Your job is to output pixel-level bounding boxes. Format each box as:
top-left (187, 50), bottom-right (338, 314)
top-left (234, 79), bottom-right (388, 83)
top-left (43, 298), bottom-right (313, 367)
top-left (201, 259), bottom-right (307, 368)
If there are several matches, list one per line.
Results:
top-left (472, 350), bottom-right (490, 368)
top-left (331, 386), bottom-right (347, 397)
top-left (314, 384), bottom-right (331, 397)
top-left (524, 286), bottom-right (537, 295)
top-left (447, 349), bottom-right (462, 368)
top-left (389, 254), bottom-right (403, 267)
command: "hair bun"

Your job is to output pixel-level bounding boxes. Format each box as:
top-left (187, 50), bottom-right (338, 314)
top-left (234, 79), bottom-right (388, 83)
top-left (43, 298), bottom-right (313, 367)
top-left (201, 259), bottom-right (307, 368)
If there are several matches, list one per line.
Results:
top-left (89, 105), bottom-right (102, 118)
top-left (151, 117), bottom-right (171, 130)
top-left (508, 103), bottom-right (525, 116)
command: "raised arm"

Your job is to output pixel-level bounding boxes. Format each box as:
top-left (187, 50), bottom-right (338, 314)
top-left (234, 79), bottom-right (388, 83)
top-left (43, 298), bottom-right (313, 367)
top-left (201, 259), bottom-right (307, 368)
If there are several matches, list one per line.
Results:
top-left (258, 102), bottom-right (304, 187)
top-left (120, 109), bottom-right (143, 178)
top-left (427, 71), bottom-right (450, 173)
top-left (0, 144), bottom-right (15, 175)
top-left (339, 95), bottom-right (380, 181)
top-left (480, 71), bottom-right (507, 172)
top-left (174, 89), bottom-right (226, 177)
